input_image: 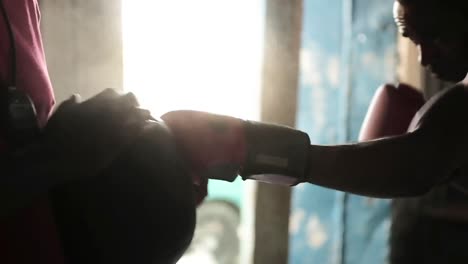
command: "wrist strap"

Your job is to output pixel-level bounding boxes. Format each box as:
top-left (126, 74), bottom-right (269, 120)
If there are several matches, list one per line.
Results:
top-left (239, 121), bottom-right (310, 185)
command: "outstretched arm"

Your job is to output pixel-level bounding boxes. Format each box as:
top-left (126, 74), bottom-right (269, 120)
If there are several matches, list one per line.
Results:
top-left (306, 130), bottom-right (445, 197)
top-left (305, 84), bottom-right (468, 198)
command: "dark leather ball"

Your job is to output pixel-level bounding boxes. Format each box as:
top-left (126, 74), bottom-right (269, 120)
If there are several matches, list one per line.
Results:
top-left (51, 121), bottom-right (196, 264)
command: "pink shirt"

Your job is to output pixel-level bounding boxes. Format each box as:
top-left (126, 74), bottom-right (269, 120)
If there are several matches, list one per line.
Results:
top-left (0, 0), bottom-right (63, 263)
top-left (0, 0), bottom-right (54, 150)
top-left (0, 0), bottom-right (55, 126)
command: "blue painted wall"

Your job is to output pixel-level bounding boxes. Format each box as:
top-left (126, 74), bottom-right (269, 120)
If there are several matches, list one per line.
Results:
top-left (289, 0), bottom-right (397, 263)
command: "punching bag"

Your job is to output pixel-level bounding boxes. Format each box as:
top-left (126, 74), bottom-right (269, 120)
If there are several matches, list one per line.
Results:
top-left (51, 121), bottom-right (196, 264)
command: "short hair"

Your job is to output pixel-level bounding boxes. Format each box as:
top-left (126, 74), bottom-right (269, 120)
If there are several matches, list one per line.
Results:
top-left (396, 0), bottom-right (468, 27)
top-left (397, 0), bottom-right (468, 12)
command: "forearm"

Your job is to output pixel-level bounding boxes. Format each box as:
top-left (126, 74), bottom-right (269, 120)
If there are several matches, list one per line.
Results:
top-left (305, 129), bottom-right (453, 198)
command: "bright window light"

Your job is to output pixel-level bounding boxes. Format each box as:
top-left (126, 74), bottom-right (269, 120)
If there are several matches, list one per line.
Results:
top-left (122, 0), bottom-right (264, 120)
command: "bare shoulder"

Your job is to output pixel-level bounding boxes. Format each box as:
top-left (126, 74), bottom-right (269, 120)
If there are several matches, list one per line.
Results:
top-left (409, 84), bottom-right (468, 132)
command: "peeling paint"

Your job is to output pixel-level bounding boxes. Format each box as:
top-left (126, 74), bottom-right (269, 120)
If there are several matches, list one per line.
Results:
top-left (383, 219), bottom-right (391, 234)
top-left (307, 215), bottom-right (328, 249)
top-left (357, 33), bottom-right (368, 44)
top-left (327, 56), bottom-right (341, 87)
top-left (300, 46), bottom-right (323, 87)
top-left (291, 0), bottom-right (396, 263)
top-left (290, 209), bottom-right (306, 235)
top-left (311, 86), bottom-right (326, 132)
top-left (383, 45), bottom-right (396, 82)
top-left (362, 52), bottom-right (378, 69)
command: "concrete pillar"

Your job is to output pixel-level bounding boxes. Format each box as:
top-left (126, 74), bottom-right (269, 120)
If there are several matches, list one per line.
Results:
top-left (253, 0), bottom-right (303, 263)
top-left (40, 0), bottom-right (123, 104)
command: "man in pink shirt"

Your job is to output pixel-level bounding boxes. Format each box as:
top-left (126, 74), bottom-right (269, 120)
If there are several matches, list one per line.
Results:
top-left (0, 0), bottom-right (199, 263)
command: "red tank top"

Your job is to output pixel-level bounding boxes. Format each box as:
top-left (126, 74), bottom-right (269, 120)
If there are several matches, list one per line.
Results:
top-left (0, 0), bottom-right (63, 263)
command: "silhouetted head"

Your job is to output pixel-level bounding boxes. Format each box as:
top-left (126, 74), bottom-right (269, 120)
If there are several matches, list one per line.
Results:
top-left (394, 0), bottom-right (468, 82)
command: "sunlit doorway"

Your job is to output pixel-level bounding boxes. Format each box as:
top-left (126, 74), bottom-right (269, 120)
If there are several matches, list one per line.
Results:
top-left (122, 1), bottom-right (264, 263)
top-left (122, 0), bottom-right (264, 119)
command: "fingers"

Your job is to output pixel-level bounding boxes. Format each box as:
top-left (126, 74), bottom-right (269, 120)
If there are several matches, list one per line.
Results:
top-left (62, 94), bottom-right (81, 105)
top-left (117, 92), bottom-right (140, 108)
top-left (121, 108), bottom-right (154, 128)
top-left (117, 110), bottom-right (153, 148)
top-left (70, 94), bottom-right (82, 103)
top-left (94, 88), bottom-right (119, 100)
top-left (54, 94), bottom-right (82, 113)
top-left (88, 89), bottom-right (141, 113)
top-left (134, 107), bottom-right (154, 120)
top-left (90, 89), bottom-right (121, 109)
top-left (70, 87), bottom-right (152, 127)
top-left (94, 89), bottom-right (139, 107)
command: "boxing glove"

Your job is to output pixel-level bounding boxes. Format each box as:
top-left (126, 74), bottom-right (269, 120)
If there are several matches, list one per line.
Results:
top-left (359, 83), bottom-right (425, 141)
top-left (161, 110), bottom-right (311, 194)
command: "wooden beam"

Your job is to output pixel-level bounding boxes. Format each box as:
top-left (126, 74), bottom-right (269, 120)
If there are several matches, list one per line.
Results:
top-left (40, 0), bottom-right (123, 104)
top-left (253, 0), bottom-right (303, 263)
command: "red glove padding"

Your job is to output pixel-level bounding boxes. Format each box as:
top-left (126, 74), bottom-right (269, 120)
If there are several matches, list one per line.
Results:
top-left (161, 110), bottom-right (247, 205)
top-left (359, 83), bottom-right (425, 141)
